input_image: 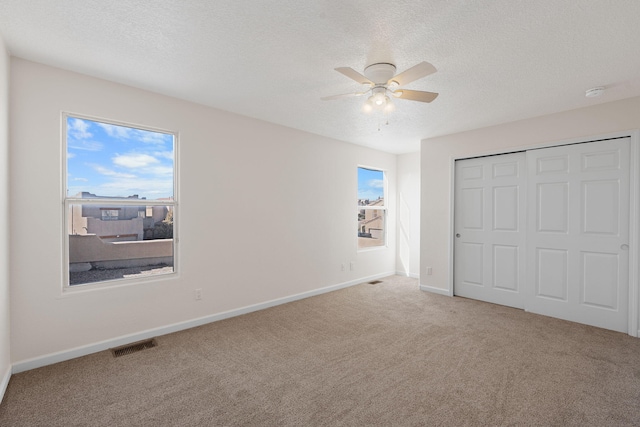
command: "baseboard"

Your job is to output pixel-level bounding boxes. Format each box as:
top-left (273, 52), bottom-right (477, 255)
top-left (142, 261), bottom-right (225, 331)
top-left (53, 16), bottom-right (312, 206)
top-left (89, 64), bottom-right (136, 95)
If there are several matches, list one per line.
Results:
top-left (0, 364), bottom-right (10, 404)
top-left (395, 271), bottom-right (420, 279)
top-left (12, 272), bottom-right (394, 373)
top-left (419, 284), bottom-right (451, 296)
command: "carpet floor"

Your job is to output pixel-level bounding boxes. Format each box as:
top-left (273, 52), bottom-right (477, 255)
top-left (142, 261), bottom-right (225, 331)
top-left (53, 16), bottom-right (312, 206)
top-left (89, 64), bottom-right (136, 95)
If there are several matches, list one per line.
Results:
top-left (1, 275), bottom-right (640, 426)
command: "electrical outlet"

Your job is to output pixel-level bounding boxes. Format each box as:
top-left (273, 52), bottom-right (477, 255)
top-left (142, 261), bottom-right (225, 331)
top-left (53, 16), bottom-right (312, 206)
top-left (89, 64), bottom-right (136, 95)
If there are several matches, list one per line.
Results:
top-left (195, 288), bottom-right (202, 301)
top-left (350, 261), bottom-right (355, 271)
top-left (341, 263), bottom-right (345, 271)
top-left (426, 267), bottom-right (433, 275)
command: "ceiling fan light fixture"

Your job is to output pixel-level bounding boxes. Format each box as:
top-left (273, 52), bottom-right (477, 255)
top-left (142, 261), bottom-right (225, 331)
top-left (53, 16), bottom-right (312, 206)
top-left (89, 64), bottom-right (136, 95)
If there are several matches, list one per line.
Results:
top-left (370, 87), bottom-right (388, 107)
top-left (392, 90), bottom-right (403, 98)
top-left (363, 98), bottom-right (374, 113)
top-left (383, 99), bottom-right (395, 113)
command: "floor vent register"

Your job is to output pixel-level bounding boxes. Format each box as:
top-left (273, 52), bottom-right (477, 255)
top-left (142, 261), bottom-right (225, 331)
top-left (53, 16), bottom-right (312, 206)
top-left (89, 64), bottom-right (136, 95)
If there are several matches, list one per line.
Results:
top-left (111, 339), bottom-right (158, 358)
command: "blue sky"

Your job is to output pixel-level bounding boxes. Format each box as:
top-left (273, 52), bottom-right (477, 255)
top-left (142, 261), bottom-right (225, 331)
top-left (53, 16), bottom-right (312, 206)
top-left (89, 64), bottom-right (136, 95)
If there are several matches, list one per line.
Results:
top-left (67, 116), bottom-right (174, 199)
top-left (358, 167), bottom-right (384, 200)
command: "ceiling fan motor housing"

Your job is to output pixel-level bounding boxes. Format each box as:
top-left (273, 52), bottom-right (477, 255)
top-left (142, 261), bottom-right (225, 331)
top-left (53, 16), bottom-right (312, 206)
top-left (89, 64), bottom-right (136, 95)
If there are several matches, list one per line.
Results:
top-left (364, 63), bottom-right (397, 85)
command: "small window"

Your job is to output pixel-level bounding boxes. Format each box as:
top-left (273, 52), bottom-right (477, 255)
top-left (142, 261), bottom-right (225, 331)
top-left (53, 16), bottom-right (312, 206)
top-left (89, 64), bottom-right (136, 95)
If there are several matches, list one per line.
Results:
top-left (358, 166), bottom-right (386, 249)
top-left (101, 209), bottom-right (120, 221)
top-left (64, 114), bottom-right (177, 287)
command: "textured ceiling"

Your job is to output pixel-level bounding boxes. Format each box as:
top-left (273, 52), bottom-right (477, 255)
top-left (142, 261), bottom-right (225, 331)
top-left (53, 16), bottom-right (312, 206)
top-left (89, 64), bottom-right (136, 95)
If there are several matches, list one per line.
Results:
top-left (1, 0), bottom-right (640, 153)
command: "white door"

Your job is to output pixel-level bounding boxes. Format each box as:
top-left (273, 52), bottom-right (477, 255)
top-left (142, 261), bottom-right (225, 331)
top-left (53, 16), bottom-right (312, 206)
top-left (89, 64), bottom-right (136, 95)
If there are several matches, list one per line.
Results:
top-left (453, 138), bottom-right (631, 333)
top-left (526, 138), bottom-right (630, 332)
top-left (454, 152), bottom-right (527, 308)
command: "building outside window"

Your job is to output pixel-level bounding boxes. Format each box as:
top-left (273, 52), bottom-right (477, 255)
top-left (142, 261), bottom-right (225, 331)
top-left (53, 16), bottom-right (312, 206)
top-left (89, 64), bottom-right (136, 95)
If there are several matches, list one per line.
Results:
top-left (64, 114), bottom-right (177, 287)
top-left (357, 166), bottom-right (386, 249)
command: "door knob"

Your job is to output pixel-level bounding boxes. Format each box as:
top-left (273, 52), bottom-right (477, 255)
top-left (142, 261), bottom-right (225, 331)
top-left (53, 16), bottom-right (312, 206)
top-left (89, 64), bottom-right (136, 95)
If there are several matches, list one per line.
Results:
top-left (456, 233), bottom-right (461, 238)
top-left (621, 244), bottom-right (629, 250)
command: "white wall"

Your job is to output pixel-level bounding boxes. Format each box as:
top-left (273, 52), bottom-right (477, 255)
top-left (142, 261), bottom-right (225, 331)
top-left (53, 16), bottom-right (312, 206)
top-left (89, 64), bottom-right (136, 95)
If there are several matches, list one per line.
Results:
top-left (396, 152), bottom-right (420, 278)
top-left (420, 96), bottom-right (640, 326)
top-left (9, 58), bottom-right (397, 367)
top-left (0, 34), bottom-right (10, 401)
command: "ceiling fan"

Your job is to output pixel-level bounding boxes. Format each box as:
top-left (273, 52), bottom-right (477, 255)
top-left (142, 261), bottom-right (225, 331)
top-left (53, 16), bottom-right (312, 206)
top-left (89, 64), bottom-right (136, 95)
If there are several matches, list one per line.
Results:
top-left (321, 61), bottom-right (438, 111)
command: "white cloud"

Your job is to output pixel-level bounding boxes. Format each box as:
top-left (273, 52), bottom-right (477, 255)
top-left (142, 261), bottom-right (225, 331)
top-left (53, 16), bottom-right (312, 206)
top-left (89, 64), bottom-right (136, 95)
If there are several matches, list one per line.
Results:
top-left (92, 164), bottom-right (137, 179)
top-left (368, 179), bottom-right (384, 189)
top-left (73, 177), bottom-right (89, 182)
top-left (112, 153), bottom-right (160, 169)
top-left (154, 150), bottom-right (174, 160)
top-left (67, 119), bottom-right (103, 150)
top-left (69, 118), bottom-right (92, 140)
top-left (144, 166), bottom-right (174, 176)
top-left (68, 140), bottom-right (103, 151)
top-left (137, 130), bottom-right (171, 145)
top-left (97, 123), bottom-right (132, 139)
top-left (97, 122), bottom-right (171, 145)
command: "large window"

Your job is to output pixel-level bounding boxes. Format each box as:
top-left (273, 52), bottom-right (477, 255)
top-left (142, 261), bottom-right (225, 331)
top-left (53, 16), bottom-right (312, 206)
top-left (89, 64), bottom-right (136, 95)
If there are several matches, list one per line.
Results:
top-left (64, 114), bottom-right (177, 287)
top-left (358, 166), bottom-right (386, 249)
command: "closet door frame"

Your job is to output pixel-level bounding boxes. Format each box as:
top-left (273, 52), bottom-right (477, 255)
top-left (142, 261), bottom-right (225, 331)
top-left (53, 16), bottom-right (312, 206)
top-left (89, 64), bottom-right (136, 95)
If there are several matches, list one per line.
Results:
top-left (448, 130), bottom-right (640, 337)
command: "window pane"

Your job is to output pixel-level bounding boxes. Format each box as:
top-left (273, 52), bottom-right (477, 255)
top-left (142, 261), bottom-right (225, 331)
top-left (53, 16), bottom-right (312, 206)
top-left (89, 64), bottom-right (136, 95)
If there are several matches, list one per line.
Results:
top-left (68, 203), bottom-right (174, 286)
top-left (66, 116), bottom-right (174, 199)
top-left (358, 167), bottom-right (386, 248)
top-left (65, 115), bottom-right (176, 287)
top-left (358, 209), bottom-right (386, 248)
top-left (357, 167), bottom-right (384, 207)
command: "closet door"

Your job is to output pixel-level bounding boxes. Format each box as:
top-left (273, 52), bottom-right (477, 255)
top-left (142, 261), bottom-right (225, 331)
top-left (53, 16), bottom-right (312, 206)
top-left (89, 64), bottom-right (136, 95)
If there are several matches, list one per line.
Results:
top-left (526, 138), bottom-right (630, 332)
top-left (454, 152), bottom-right (527, 308)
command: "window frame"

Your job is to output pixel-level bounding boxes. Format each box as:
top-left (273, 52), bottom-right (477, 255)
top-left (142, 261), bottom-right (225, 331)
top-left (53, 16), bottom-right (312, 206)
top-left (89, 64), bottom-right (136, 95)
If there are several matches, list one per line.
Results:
top-left (62, 112), bottom-right (179, 291)
top-left (357, 165), bottom-right (387, 251)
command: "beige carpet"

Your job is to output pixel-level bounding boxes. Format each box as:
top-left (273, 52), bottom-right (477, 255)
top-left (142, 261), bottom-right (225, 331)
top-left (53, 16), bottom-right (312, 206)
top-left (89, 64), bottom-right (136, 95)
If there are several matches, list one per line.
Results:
top-left (1, 275), bottom-right (640, 426)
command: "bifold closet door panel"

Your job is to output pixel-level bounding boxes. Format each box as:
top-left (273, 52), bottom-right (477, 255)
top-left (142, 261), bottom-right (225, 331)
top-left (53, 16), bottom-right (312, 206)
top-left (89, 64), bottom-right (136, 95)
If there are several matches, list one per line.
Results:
top-left (526, 138), bottom-right (630, 333)
top-left (454, 152), bottom-right (527, 309)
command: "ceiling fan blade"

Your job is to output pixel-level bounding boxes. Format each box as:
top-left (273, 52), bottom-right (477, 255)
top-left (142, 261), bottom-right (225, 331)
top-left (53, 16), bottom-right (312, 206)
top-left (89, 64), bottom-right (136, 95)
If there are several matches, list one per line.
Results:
top-left (335, 67), bottom-right (374, 85)
top-left (388, 61), bottom-right (437, 86)
top-left (321, 92), bottom-right (367, 101)
top-left (393, 89), bottom-right (439, 103)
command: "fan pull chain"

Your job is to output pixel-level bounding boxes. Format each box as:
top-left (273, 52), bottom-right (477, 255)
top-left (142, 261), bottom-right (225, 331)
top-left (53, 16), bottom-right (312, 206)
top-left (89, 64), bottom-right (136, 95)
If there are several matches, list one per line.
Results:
top-left (377, 118), bottom-right (390, 131)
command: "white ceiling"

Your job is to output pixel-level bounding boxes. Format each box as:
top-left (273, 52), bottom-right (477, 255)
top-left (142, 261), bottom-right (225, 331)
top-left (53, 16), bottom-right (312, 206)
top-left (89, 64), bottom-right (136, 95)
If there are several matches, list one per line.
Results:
top-left (1, 1), bottom-right (640, 154)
